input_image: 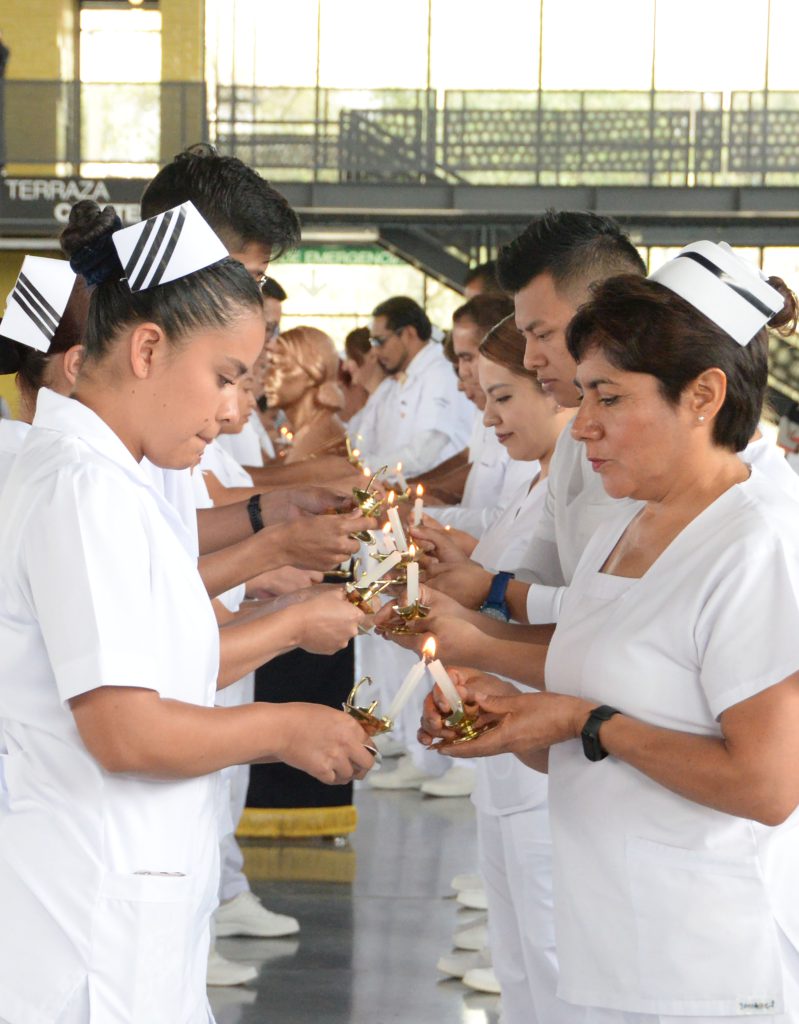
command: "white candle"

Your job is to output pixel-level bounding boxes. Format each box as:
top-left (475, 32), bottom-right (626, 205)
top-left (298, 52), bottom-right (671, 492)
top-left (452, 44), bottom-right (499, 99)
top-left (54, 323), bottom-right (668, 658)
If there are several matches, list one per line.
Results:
top-left (386, 658), bottom-right (428, 722)
top-left (387, 507), bottom-right (408, 552)
top-left (412, 484), bottom-right (424, 526)
top-left (427, 658), bottom-right (463, 716)
top-left (380, 522), bottom-right (397, 553)
top-left (395, 461), bottom-right (409, 493)
top-left (355, 549), bottom-right (401, 589)
top-left (406, 560), bottom-right (419, 605)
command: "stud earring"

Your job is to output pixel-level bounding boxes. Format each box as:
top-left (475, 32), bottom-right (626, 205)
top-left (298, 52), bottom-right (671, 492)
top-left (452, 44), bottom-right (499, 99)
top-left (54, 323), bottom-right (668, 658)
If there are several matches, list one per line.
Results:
top-left (698, 415), bottom-right (705, 422)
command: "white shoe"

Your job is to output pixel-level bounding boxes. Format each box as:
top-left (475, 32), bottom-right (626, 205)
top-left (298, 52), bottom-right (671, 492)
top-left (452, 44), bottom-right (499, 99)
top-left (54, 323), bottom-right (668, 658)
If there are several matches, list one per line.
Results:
top-left (207, 947), bottom-right (258, 987)
top-left (450, 872), bottom-right (483, 893)
top-left (420, 765), bottom-right (475, 798)
top-left (368, 755), bottom-right (432, 790)
top-left (453, 922), bottom-right (488, 951)
top-left (215, 891), bottom-right (300, 938)
top-left (462, 966), bottom-right (502, 994)
top-left (436, 948), bottom-right (491, 979)
top-left (374, 732), bottom-right (405, 758)
top-left (456, 888), bottom-right (489, 911)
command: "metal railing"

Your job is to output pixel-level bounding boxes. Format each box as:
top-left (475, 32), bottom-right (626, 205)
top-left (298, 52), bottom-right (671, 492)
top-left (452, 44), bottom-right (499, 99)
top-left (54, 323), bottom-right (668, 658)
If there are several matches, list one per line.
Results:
top-left (5, 82), bottom-right (799, 186)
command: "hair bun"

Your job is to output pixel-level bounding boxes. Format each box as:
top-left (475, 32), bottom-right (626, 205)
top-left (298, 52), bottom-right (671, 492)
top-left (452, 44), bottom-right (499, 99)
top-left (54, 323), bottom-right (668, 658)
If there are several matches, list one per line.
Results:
top-left (60, 201), bottom-right (123, 287)
top-left (0, 333), bottom-right (23, 374)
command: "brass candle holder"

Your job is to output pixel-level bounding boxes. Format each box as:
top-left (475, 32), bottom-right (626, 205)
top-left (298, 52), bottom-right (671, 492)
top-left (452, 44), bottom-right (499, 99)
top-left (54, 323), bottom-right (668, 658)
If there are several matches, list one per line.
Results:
top-left (390, 545), bottom-right (419, 586)
top-left (342, 676), bottom-right (393, 736)
top-left (443, 703), bottom-right (496, 745)
top-left (388, 598), bottom-right (430, 634)
top-left (345, 577), bottom-right (392, 613)
top-left (351, 467), bottom-right (386, 542)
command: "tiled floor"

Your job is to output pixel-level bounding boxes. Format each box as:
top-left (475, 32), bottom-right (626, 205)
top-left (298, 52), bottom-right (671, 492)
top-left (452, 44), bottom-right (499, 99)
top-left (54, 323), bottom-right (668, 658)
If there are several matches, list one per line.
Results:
top-left (209, 783), bottom-right (499, 1024)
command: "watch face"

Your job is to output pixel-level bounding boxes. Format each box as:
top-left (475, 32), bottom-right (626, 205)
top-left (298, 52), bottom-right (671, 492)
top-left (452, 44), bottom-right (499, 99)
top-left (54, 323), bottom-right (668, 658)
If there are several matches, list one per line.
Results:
top-left (481, 605), bottom-right (509, 622)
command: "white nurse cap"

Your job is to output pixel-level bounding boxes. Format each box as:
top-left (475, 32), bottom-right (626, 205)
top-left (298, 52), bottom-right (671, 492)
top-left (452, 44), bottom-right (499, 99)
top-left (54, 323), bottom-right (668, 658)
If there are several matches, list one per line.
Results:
top-left (112, 201), bottom-right (229, 293)
top-left (649, 241), bottom-right (783, 347)
top-left (1, 256), bottom-right (77, 353)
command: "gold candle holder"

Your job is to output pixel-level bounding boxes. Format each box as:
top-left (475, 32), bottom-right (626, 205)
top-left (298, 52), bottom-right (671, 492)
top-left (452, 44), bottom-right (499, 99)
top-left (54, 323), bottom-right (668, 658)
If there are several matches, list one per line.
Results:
top-left (345, 578), bottom-right (392, 613)
top-left (351, 467), bottom-right (386, 542)
top-left (443, 704), bottom-right (496, 745)
top-left (388, 599), bottom-right (430, 634)
top-left (342, 676), bottom-right (392, 736)
top-left (391, 546), bottom-right (419, 586)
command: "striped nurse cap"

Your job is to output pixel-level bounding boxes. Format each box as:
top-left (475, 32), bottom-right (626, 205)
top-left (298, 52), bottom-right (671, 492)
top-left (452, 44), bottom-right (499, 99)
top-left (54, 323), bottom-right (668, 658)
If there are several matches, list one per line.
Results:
top-left (1, 256), bottom-right (77, 353)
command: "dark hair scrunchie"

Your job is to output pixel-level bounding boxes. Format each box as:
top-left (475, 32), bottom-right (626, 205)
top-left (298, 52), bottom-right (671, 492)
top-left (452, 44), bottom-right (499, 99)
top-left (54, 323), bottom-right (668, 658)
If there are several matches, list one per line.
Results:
top-left (68, 213), bottom-right (124, 287)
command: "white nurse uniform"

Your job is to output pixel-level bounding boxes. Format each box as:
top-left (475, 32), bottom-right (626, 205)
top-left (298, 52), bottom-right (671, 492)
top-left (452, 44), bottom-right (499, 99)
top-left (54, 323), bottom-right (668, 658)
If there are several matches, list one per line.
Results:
top-left (0, 389), bottom-right (220, 1024)
top-left (547, 467), bottom-right (799, 1021)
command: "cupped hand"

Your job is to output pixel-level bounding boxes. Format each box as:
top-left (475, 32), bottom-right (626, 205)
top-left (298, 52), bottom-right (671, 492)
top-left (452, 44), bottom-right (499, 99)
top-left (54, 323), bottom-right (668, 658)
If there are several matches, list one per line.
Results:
top-left (298, 586), bottom-right (365, 654)
top-left (424, 561), bottom-right (493, 608)
top-left (276, 703), bottom-right (376, 784)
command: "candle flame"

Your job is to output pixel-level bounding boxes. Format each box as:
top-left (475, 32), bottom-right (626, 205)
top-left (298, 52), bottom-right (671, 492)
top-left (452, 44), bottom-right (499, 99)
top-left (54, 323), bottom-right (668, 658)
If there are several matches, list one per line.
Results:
top-left (396, 461), bottom-right (403, 472)
top-left (280, 426), bottom-right (288, 436)
top-left (352, 448), bottom-right (361, 459)
top-left (422, 636), bottom-right (437, 660)
top-left (286, 432), bottom-right (294, 441)
top-left (408, 543), bottom-right (416, 557)
top-left (362, 466), bottom-right (371, 477)
top-left (444, 525), bottom-right (452, 531)
top-left (387, 490), bottom-right (396, 505)
top-left (382, 522), bottom-right (392, 534)
top-left (416, 483), bottom-right (424, 497)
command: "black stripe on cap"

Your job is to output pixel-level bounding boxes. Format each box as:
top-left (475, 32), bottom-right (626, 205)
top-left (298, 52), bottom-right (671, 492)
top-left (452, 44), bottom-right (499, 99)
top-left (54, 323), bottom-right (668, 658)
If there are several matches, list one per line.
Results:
top-left (130, 209), bottom-right (174, 291)
top-left (16, 272), bottom-right (61, 331)
top-left (147, 205), bottom-right (187, 289)
top-left (11, 289), bottom-right (55, 343)
top-left (675, 251), bottom-right (776, 319)
top-left (123, 215), bottom-right (157, 280)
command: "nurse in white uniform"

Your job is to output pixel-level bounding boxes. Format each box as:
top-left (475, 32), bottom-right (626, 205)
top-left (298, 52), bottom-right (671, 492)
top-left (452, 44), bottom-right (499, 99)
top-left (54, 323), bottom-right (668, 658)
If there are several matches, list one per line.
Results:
top-left (407, 316), bottom-right (578, 1022)
top-left (0, 199), bottom-right (374, 1024)
top-left (431, 243), bottom-right (799, 1022)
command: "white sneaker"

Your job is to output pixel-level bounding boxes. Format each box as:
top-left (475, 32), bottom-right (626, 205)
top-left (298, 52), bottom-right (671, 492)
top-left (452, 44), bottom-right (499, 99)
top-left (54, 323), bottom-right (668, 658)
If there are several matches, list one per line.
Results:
top-left (368, 755), bottom-right (432, 790)
top-left (207, 947), bottom-right (258, 987)
top-left (450, 872), bottom-right (483, 893)
top-left (374, 732), bottom-right (405, 758)
top-left (462, 966), bottom-right (502, 994)
top-left (453, 922), bottom-right (488, 951)
top-left (456, 888), bottom-right (489, 911)
top-left (420, 765), bottom-right (475, 798)
top-left (436, 948), bottom-right (491, 979)
top-left (215, 891), bottom-right (300, 938)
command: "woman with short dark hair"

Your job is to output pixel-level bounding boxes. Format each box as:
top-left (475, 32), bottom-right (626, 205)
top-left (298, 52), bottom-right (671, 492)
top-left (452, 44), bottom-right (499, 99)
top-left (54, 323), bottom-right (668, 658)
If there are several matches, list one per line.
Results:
top-left (426, 242), bottom-right (799, 1023)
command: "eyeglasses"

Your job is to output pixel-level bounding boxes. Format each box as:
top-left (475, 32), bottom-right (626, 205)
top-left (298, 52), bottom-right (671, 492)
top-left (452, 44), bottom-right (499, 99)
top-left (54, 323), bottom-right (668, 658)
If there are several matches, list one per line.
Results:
top-left (370, 327), bottom-right (403, 348)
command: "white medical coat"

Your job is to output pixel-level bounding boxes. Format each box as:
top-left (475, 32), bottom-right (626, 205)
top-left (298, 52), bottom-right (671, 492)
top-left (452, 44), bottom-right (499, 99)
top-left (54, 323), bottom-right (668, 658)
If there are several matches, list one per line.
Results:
top-left (0, 389), bottom-right (220, 1024)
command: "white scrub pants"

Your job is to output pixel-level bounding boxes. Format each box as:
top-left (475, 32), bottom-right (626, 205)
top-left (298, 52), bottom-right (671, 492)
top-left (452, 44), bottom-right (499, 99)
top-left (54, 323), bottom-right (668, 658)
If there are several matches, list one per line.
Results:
top-left (216, 673), bottom-right (254, 903)
top-left (477, 805), bottom-right (587, 1024)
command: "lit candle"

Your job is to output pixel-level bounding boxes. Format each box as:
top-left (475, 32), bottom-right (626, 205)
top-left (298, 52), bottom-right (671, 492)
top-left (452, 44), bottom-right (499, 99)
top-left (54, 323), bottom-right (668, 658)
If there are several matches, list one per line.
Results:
top-left (355, 549), bottom-right (401, 589)
top-left (425, 638), bottom-right (463, 715)
top-left (406, 559), bottom-right (419, 605)
top-left (362, 465), bottom-right (372, 478)
top-left (387, 507), bottom-right (408, 552)
top-left (395, 461), bottom-right (409, 492)
top-left (352, 448), bottom-right (361, 460)
top-left (412, 483), bottom-right (424, 526)
top-left (386, 658), bottom-right (428, 723)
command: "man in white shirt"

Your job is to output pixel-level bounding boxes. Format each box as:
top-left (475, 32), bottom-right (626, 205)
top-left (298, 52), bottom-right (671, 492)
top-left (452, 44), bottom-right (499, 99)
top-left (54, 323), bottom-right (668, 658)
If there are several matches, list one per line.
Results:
top-left (358, 296), bottom-right (473, 477)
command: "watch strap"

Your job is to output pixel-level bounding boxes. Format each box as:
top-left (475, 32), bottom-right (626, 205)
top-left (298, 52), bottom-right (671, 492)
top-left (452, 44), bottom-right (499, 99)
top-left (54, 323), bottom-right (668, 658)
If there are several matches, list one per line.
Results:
top-left (581, 704), bottom-right (621, 762)
top-left (247, 493), bottom-right (265, 534)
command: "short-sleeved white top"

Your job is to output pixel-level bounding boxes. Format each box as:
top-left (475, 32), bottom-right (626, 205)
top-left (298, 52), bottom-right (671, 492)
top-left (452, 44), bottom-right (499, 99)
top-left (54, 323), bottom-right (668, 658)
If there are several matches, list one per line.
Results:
top-left (470, 469), bottom-right (550, 818)
top-left (0, 389), bottom-right (220, 1022)
top-left (546, 467), bottom-right (799, 1016)
top-left (0, 416), bottom-right (29, 494)
top-left (216, 418), bottom-right (265, 468)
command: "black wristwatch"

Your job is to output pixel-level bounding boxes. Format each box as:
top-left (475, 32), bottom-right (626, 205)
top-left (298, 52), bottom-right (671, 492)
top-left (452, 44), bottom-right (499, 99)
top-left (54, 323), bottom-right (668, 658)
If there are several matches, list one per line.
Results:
top-left (247, 493), bottom-right (265, 534)
top-left (581, 705), bottom-right (621, 762)
top-left (479, 571), bottom-right (515, 622)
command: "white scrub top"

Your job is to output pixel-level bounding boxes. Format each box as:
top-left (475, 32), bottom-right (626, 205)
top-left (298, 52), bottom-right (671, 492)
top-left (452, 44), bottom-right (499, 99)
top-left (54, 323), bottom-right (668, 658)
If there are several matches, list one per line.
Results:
top-left (358, 343), bottom-right (473, 477)
top-left (546, 467), bottom-right (799, 1016)
top-left (216, 418), bottom-right (265, 468)
top-left (200, 438), bottom-right (255, 490)
top-left (0, 389), bottom-right (220, 1024)
top-left (469, 470), bottom-right (550, 818)
top-left (0, 417), bottom-right (29, 494)
top-left (140, 460), bottom-right (201, 558)
top-left (346, 377), bottom-right (393, 452)
top-left (428, 453), bottom-right (536, 538)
